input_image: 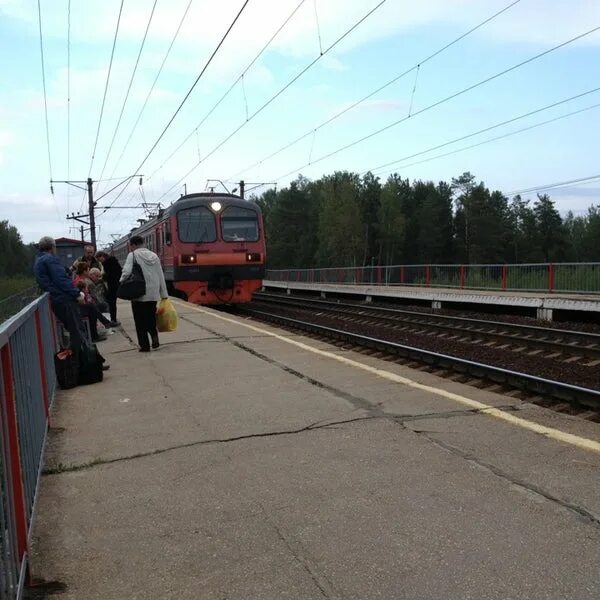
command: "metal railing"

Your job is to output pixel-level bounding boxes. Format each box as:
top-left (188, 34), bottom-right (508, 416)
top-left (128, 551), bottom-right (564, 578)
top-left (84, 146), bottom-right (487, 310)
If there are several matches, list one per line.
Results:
top-left (266, 263), bottom-right (600, 294)
top-left (1, 294), bottom-right (57, 600)
top-left (0, 288), bottom-right (40, 325)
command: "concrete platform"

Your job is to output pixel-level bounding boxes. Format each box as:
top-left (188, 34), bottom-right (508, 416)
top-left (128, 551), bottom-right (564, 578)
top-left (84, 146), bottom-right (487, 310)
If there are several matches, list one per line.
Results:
top-left (263, 280), bottom-right (600, 319)
top-left (30, 300), bottom-right (600, 599)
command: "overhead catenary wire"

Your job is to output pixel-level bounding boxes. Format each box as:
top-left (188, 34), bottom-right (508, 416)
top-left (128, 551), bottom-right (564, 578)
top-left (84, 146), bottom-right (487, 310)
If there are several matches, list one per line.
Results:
top-left (508, 174), bottom-right (600, 196)
top-left (145, 0), bottom-right (308, 184)
top-left (99, 0), bottom-right (251, 217)
top-left (366, 87), bottom-right (600, 175)
top-left (272, 24), bottom-right (600, 183)
top-left (87, 0), bottom-right (125, 184)
top-left (37, 0), bottom-right (54, 192)
top-left (154, 0), bottom-right (388, 203)
top-left (103, 0), bottom-right (195, 194)
top-left (96, 0), bottom-right (158, 193)
top-left (367, 100), bottom-right (600, 178)
top-left (65, 0), bottom-right (71, 214)
top-left (226, 0), bottom-right (522, 181)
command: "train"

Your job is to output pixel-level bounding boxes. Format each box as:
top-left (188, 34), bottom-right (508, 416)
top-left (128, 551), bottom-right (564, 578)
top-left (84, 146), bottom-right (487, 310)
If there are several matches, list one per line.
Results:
top-left (111, 192), bottom-right (266, 305)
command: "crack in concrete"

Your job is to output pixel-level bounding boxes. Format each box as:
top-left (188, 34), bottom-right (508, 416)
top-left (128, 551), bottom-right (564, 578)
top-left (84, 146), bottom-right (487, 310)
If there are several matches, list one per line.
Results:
top-left (413, 431), bottom-right (600, 528)
top-left (42, 415), bottom-right (379, 475)
top-left (261, 506), bottom-right (343, 599)
top-left (42, 409), bottom-right (511, 476)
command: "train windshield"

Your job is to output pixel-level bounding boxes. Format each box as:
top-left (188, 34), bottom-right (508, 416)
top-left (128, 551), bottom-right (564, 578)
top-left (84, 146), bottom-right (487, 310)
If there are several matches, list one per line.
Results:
top-left (177, 206), bottom-right (217, 243)
top-left (221, 206), bottom-right (259, 242)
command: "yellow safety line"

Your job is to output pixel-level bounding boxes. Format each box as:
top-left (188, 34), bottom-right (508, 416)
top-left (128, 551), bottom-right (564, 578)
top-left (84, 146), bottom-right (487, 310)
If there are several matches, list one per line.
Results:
top-left (173, 300), bottom-right (600, 453)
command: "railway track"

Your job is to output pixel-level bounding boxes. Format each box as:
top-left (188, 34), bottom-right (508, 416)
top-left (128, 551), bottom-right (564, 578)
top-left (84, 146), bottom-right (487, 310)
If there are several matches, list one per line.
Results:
top-left (233, 294), bottom-right (600, 416)
top-left (253, 293), bottom-right (600, 363)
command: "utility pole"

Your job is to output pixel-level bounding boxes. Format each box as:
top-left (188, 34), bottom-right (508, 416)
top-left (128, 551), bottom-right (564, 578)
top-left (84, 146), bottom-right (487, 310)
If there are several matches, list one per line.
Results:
top-left (87, 177), bottom-right (97, 248)
top-left (52, 173), bottom-right (142, 251)
top-left (239, 179), bottom-right (245, 199)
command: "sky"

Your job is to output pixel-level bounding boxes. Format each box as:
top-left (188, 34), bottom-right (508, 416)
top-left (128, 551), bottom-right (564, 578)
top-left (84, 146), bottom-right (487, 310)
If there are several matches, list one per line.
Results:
top-left (0, 0), bottom-right (599, 245)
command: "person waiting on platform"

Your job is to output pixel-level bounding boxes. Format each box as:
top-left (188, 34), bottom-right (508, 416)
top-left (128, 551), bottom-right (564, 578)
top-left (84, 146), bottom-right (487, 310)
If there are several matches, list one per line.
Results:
top-left (73, 262), bottom-right (119, 341)
top-left (120, 235), bottom-right (168, 352)
top-left (76, 244), bottom-right (102, 271)
top-left (34, 236), bottom-right (109, 370)
top-left (95, 250), bottom-right (122, 322)
top-left (88, 267), bottom-right (109, 314)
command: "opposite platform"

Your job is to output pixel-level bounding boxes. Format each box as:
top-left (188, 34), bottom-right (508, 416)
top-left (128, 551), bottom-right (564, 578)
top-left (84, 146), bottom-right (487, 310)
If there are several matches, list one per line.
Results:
top-left (264, 280), bottom-right (600, 319)
top-left (30, 299), bottom-right (600, 599)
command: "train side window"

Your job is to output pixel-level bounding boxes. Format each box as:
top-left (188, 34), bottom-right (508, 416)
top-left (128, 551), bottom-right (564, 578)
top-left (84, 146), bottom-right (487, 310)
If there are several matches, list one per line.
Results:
top-left (156, 228), bottom-right (162, 254)
top-left (165, 220), bottom-right (172, 245)
top-left (177, 207), bottom-right (216, 243)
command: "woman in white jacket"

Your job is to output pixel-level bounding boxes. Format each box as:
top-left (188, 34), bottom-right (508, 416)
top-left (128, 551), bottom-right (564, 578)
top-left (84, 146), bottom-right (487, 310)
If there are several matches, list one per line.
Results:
top-left (120, 235), bottom-right (168, 352)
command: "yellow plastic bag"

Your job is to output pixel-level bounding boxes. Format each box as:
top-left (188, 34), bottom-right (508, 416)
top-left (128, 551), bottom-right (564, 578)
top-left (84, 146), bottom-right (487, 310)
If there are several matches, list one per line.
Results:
top-left (156, 298), bottom-right (178, 332)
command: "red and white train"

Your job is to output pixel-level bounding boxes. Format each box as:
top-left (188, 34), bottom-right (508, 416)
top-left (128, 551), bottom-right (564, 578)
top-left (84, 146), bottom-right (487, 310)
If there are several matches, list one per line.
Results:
top-left (111, 192), bottom-right (266, 305)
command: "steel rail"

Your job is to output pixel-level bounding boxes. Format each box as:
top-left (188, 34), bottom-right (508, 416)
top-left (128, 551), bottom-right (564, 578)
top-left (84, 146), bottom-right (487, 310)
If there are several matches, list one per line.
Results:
top-left (254, 293), bottom-right (600, 358)
top-left (238, 306), bottom-right (600, 410)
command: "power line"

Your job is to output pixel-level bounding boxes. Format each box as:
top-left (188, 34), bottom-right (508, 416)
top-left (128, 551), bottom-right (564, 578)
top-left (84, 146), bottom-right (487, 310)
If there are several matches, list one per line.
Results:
top-left (508, 174), bottom-right (600, 196)
top-left (96, 0), bottom-right (158, 191)
top-left (99, 0), bottom-right (251, 216)
top-left (272, 24), bottom-right (600, 183)
top-left (226, 0), bottom-right (522, 181)
top-left (154, 0), bottom-right (388, 204)
top-left (369, 100), bottom-right (600, 177)
top-left (37, 0), bottom-right (53, 185)
top-left (67, 0), bottom-right (71, 214)
top-left (87, 0), bottom-right (125, 181)
top-left (146, 0), bottom-right (308, 182)
top-left (366, 88), bottom-right (600, 174)
top-left (102, 0), bottom-right (195, 192)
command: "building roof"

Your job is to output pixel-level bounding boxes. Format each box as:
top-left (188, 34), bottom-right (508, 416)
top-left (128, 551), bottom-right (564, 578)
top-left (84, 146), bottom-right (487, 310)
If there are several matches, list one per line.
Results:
top-left (55, 237), bottom-right (91, 246)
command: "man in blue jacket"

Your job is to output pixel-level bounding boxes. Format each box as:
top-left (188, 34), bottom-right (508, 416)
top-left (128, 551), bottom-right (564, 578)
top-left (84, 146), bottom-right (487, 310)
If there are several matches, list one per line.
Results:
top-left (34, 236), bottom-right (108, 370)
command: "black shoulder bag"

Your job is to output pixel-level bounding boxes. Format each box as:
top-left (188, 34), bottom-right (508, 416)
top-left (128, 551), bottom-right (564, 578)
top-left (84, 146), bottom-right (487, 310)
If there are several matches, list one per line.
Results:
top-left (116, 252), bottom-right (146, 300)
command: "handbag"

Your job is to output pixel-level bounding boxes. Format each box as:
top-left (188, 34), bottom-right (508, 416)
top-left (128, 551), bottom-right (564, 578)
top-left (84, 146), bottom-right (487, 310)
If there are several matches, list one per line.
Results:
top-left (78, 343), bottom-right (104, 385)
top-left (54, 349), bottom-right (79, 389)
top-left (117, 252), bottom-right (146, 300)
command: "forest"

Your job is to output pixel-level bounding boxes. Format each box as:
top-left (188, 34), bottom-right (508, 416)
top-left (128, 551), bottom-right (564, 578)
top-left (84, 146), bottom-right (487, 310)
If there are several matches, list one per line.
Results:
top-left (0, 220), bottom-right (37, 300)
top-left (253, 171), bottom-right (600, 269)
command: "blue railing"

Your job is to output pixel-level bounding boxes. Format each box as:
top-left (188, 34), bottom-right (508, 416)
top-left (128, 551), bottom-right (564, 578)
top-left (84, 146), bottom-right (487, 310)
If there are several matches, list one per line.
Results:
top-left (0, 294), bottom-right (57, 600)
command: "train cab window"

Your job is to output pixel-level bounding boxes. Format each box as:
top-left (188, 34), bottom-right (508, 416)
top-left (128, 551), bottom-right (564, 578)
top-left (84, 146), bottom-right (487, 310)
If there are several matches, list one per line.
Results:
top-left (177, 206), bottom-right (216, 243)
top-left (221, 206), bottom-right (259, 242)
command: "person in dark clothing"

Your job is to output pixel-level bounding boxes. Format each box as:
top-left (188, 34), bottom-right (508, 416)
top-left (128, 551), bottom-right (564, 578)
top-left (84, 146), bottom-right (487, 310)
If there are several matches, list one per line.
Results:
top-left (34, 236), bottom-right (109, 370)
top-left (76, 244), bottom-right (101, 270)
top-left (96, 251), bottom-right (122, 322)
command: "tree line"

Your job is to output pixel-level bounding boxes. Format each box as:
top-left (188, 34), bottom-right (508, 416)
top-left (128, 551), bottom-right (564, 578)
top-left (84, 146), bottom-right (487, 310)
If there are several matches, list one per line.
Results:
top-left (0, 220), bottom-right (37, 278)
top-left (253, 171), bottom-right (600, 269)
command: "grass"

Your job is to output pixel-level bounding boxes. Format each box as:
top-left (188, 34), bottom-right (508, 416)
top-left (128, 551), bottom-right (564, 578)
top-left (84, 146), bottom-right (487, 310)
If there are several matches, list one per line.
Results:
top-left (0, 276), bottom-right (36, 301)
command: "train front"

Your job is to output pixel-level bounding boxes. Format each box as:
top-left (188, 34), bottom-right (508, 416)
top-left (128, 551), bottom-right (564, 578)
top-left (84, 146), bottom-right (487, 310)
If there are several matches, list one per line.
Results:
top-left (169, 194), bottom-right (266, 305)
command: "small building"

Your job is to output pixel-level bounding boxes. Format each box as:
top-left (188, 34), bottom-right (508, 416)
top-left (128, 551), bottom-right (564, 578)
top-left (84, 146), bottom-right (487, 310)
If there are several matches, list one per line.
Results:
top-left (54, 237), bottom-right (91, 269)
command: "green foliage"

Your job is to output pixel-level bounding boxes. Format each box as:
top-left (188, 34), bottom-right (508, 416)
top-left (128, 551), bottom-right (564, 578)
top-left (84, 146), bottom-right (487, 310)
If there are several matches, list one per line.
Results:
top-left (0, 220), bottom-right (37, 278)
top-left (256, 172), bottom-right (600, 268)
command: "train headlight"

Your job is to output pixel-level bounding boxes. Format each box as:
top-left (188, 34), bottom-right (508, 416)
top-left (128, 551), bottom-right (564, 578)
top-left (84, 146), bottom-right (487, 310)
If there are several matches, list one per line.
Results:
top-left (246, 252), bottom-right (261, 262)
top-left (180, 254), bottom-right (196, 264)
top-left (210, 201), bottom-right (222, 212)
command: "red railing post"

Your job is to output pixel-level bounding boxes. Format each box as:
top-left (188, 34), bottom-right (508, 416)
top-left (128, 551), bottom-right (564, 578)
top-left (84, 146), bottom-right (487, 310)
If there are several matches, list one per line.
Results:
top-left (459, 265), bottom-right (465, 289)
top-left (1, 345), bottom-right (30, 565)
top-left (502, 264), bottom-right (508, 291)
top-left (425, 265), bottom-right (431, 287)
top-left (400, 266), bottom-right (405, 285)
top-left (34, 310), bottom-right (50, 419)
top-left (548, 263), bottom-right (555, 292)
